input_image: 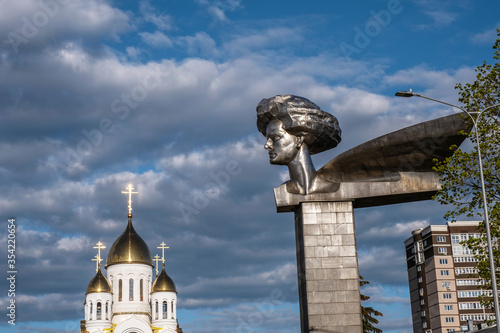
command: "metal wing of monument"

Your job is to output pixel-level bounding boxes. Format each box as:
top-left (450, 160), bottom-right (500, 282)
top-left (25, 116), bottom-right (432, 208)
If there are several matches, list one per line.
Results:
top-left (317, 113), bottom-right (471, 183)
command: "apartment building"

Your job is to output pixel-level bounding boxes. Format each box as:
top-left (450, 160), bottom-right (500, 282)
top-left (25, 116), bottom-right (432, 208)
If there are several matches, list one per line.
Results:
top-left (404, 221), bottom-right (495, 332)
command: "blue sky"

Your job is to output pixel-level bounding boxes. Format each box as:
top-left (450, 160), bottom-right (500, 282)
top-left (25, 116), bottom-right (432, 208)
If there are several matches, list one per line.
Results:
top-left (0, 1), bottom-right (499, 332)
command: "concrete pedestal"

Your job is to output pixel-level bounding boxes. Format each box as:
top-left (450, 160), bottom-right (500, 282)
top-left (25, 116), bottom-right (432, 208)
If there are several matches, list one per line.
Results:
top-left (294, 201), bottom-right (362, 333)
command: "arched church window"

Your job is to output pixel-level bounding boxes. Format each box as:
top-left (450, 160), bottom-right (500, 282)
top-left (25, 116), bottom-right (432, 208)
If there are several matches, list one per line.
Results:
top-left (89, 302), bottom-right (93, 320)
top-left (171, 301), bottom-right (174, 319)
top-left (140, 279), bottom-right (144, 301)
top-left (118, 279), bottom-right (122, 301)
top-left (105, 302), bottom-right (109, 320)
top-left (163, 301), bottom-right (167, 319)
top-left (155, 301), bottom-right (158, 320)
top-left (129, 278), bottom-right (134, 301)
top-left (96, 302), bottom-right (102, 320)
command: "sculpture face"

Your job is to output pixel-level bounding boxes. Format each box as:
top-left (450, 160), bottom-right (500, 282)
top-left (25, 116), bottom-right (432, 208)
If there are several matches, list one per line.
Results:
top-left (265, 119), bottom-right (300, 165)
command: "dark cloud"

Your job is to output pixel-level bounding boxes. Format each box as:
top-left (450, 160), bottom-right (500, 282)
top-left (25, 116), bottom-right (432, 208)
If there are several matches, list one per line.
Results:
top-left (1, 1), bottom-right (494, 332)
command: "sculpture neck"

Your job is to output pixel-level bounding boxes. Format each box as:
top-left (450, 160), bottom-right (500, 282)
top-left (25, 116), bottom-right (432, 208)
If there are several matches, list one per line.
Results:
top-left (287, 144), bottom-right (317, 195)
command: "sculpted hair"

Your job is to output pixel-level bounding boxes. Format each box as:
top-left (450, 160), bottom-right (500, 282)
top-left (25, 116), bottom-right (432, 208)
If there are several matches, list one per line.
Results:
top-left (256, 95), bottom-right (341, 154)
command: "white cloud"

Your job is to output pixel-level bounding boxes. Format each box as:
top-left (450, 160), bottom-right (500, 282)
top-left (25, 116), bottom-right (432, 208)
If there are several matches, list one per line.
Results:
top-left (139, 31), bottom-right (173, 48)
top-left (361, 220), bottom-right (429, 239)
top-left (1, 0), bottom-right (132, 52)
top-left (56, 235), bottom-right (91, 251)
top-left (470, 26), bottom-right (500, 45)
top-left (140, 1), bottom-right (173, 31)
top-left (176, 32), bottom-right (217, 56)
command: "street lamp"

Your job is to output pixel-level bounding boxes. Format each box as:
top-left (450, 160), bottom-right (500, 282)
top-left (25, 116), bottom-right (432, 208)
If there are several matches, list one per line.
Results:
top-left (396, 90), bottom-right (500, 331)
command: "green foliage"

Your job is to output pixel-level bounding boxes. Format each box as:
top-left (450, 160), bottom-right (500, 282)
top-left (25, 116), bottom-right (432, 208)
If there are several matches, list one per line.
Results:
top-left (433, 29), bottom-right (500, 311)
top-left (360, 276), bottom-right (383, 333)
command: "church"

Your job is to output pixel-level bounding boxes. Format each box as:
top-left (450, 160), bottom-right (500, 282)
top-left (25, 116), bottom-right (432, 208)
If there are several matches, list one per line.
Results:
top-left (80, 185), bottom-right (183, 333)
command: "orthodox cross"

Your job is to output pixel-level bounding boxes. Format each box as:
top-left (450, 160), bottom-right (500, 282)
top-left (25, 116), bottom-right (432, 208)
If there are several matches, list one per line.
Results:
top-left (122, 184), bottom-right (138, 216)
top-left (92, 241), bottom-right (106, 272)
top-left (153, 254), bottom-right (162, 276)
top-left (92, 255), bottom-right (102, 272)
top-left (158, 242), bottom-right (169, 264)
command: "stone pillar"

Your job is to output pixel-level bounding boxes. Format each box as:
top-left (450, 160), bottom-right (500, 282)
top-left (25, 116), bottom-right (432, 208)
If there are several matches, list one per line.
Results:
top-left (294, 201), bottom-right (362, 333)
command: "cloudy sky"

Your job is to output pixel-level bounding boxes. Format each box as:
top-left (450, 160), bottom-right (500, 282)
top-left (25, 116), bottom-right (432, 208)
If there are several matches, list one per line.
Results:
top-left (0, 0), bottom-right (499, 332)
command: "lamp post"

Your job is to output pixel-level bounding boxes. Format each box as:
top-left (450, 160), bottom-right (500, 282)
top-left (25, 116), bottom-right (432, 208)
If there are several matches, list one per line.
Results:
top-left (396, 90), bottom-right (500, 331)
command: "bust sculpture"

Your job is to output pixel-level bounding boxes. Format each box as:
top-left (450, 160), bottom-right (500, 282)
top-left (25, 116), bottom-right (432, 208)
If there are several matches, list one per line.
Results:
top-left (257, 94), bottom-right (470, 200)
top-left (256, 95), bottom-right (342, 195)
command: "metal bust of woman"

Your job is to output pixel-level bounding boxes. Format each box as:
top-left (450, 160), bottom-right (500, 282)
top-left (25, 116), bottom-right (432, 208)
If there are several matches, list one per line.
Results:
top-left (256, 95), bottom-right (342, 195)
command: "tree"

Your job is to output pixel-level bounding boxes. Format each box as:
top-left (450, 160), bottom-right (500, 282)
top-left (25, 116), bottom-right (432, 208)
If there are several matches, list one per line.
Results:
top-left (360, 276), bottom-right (383, 333)
top-left (433, 29), bottom-right (500, 311)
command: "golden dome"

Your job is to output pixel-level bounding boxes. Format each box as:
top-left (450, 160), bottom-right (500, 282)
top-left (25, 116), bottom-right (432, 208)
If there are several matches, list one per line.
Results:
top-left (152, 264), bottom-right (177, 293)
top-left (105, 215), bottom-right (153, 268)
top-left (86, 267), bottom-right (112, 294)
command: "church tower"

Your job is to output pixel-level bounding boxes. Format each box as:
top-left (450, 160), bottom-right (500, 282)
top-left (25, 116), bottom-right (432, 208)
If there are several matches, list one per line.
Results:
top-left (84, 242), bottom-right (112, 333)
top-left (81, 185), bottom-right (182, 333)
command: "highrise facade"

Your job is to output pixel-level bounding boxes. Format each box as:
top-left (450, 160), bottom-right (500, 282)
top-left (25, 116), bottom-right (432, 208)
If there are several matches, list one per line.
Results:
top-left (404, 221), bottom-right (495, 333)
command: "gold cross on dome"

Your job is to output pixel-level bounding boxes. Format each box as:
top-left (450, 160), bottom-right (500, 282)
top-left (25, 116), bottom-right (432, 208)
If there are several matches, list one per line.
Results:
top-left (92, 254), bottom-right (103, 272)
top-left (92, 241), bottom-right (106, 272)
top-left (158, 242), bottom-right (170, 263)
top-left (153, 254), bottom-right (162, 276)
top-left (122, 184), bottom-right (138, 216)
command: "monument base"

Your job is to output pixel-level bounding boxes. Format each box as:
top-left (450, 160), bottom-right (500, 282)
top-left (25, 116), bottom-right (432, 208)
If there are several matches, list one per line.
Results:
top-left (295, 201), bottom-right (362, 333)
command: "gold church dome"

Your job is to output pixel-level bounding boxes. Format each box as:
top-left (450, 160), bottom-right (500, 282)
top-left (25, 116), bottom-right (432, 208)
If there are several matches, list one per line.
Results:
top-left (152, 264), bottom-right (177, 293)
top-left (86, 267), bottom-right (112, 294)
top-left (105, 215), bottom-right (154, 268)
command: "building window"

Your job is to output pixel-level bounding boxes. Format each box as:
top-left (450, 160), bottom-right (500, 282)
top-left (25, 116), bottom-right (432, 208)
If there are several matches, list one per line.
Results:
top-left (420, 299), bottom-right (425, 305)
top-left (155, 301), bottom-right (159, 320)
top-left (421, 310), bottom-right (426, 317)
top-left (418, 277), bottom-right (423, 283)
top-left (444, 305), bottom-right (453, 311)
top-left (423, 322), bottom-right (427, 328)
top-left (118, 279), bottom-right (122, 301)
top-left (129, 278), bottom-right (134, 301)
top-left (437, 236), bottom-right (446, 242)
top-left (439, 258), bottom-right (448, 265)
top-left (443, 293), bottom-right (452, 299)
top-left (417, 265), bottom-right (422, 272)
top-left (442, 281), bottom-right (451, 289)
top-left (171, 301), bottom-right (175, 319)
top-left (140, 279), bottom-right (144, 301)
top-left (106, 302), bottom-right (109, 320)
top-left (451, 234), bottom-right (459, 244)
top-left (440, 270), bottom-right (450, 276)
top-left (445, 317), bottom-right (455, 323)
top-left (419, 288), bottom-right (424, 296)
top-left (89, 301), bottom-right (93, 320)
top-left (163, 301), bottom-right (168, 319)
top-left (438, 247), bottom-right (447, 254)
top-left (417, 252), bottom-right (425, 263)
top-left (96, 302), bottom-right (102, 320)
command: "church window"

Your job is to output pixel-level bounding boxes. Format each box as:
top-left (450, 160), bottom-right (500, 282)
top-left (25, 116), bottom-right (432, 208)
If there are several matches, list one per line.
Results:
top-left (163, 301), bottom-right (167, 319)
top-left (89, 302), bottom-right (93, 320)
top-left (129, 278), bottom-right (134, 301)
top-left (140, 279), bottom-right (144, 301)
top-left (171, 301), bottom-right (174, 319)
top-left (96, 302), bottom-right (102, 320)
top-left (105, 302), bottom-right (109, 320)
top-left (118, 279), bottom-right (122, 301)
top-left (155, 301), bottom-right (159, 320)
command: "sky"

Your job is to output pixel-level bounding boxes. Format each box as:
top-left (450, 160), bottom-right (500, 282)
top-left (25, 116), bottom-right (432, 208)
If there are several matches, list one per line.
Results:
top-left (0, 0), bottom-right (499, 332)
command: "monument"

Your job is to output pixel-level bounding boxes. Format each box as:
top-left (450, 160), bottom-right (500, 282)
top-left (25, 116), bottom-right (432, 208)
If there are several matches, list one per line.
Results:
top-left (256, 95), bottom-right (469, 333)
